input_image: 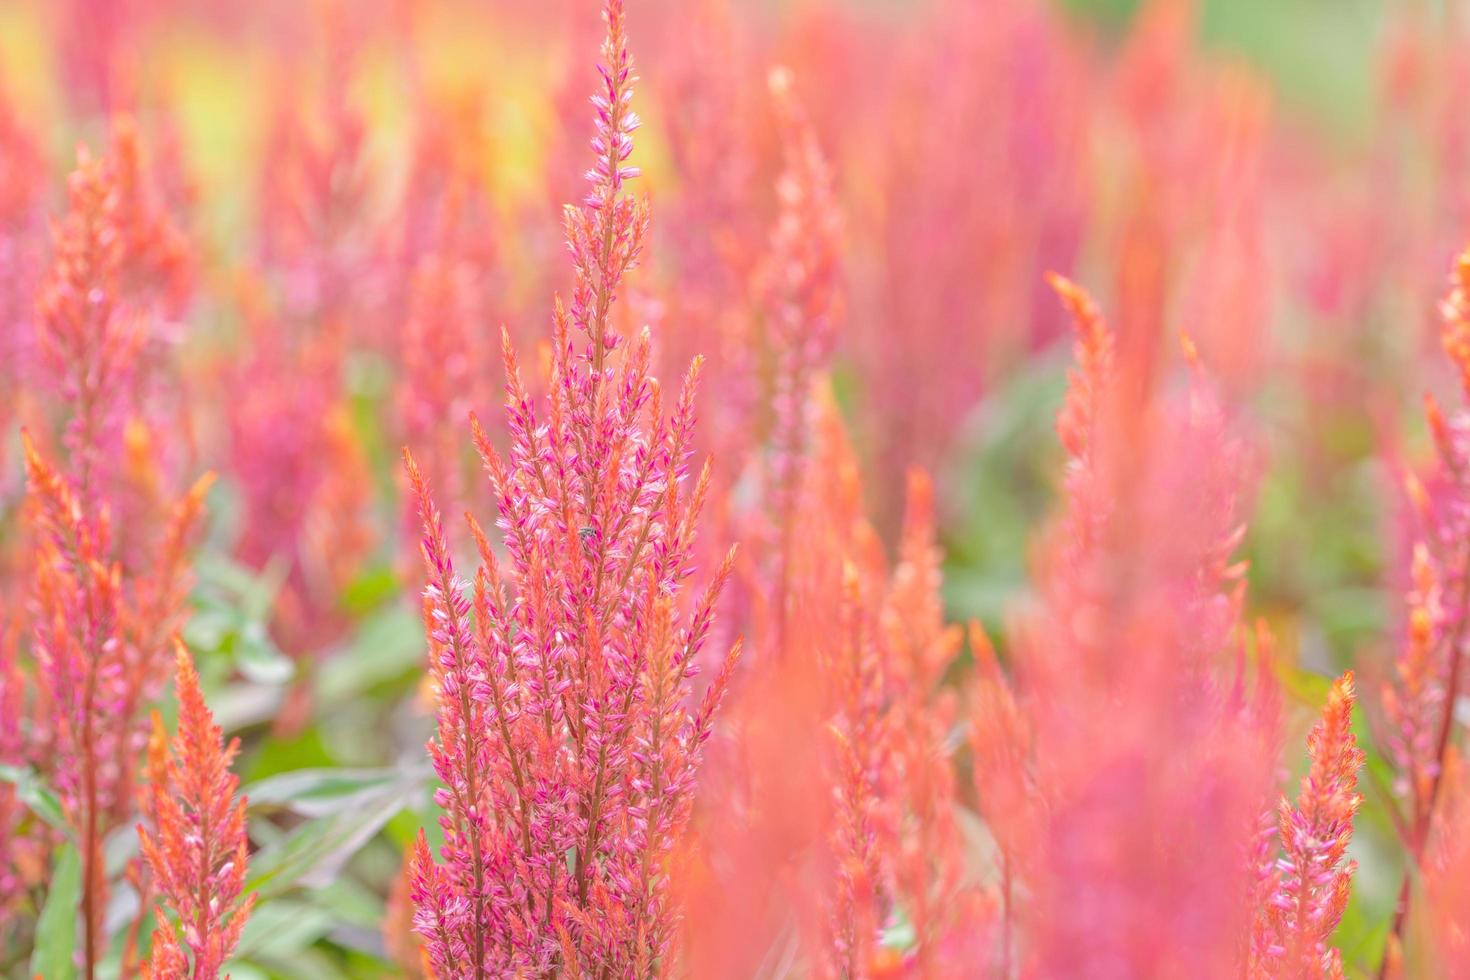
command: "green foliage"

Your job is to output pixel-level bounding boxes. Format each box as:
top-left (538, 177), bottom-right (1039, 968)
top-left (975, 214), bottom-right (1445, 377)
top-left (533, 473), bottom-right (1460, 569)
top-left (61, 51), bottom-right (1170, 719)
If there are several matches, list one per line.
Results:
top-left (31, 844), bottom-right (80, 980)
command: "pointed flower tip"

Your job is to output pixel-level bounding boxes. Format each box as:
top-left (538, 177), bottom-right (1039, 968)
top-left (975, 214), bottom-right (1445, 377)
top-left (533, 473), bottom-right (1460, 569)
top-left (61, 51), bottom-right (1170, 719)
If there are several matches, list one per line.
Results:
top-left (1330, 669), bottom-right (1356, 705)
top-left (1042, 269), bottom-right (1071, 295)
top-left (1179, 330), bottom-right (1199, 367)
top-left (905, 466), bottom-right (935, 509)
top-left (402, 446), bottom-right (426, 485)
top-left (1045, 271), bottom-right (1108, 342)
top-left (189, 470), bottom-right (218, 499)
top-left (170, 633), bottom-right (190, 671)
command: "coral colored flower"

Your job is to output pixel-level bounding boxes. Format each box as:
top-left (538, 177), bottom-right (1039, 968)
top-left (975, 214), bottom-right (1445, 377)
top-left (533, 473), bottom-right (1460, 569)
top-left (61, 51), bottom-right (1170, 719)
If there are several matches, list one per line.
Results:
top-left (404, 2), bottom-right (739, 973)
top-left (1250, 672), bottom-right (1363, 978)
top-left (856, 0), bottom-right (1087, 527)
top-left (16, 128), bottom-right (208, 979)
top-left (225, 285), bottom-right (374, 681)
top-left (1014, 275), bottom-right (1276, 977)
top-left (756, 64), bottom-right (844, 556)
top-left (1376, 243), bottom-right (1470, 967)
top-left (0, 80), bottom-right (46, 442)
top-left (138, 641), bottom-right (255, 979)
top-left (684, 398), bottom-right (989, 977)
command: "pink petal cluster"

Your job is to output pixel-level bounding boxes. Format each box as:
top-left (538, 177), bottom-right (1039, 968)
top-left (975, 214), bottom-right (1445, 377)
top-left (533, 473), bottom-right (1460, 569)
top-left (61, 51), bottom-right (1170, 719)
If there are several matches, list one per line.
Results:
top-left (1250, 673), bottom-right (1363, 978)
top-left (403, 3), bottom-right (739, 973)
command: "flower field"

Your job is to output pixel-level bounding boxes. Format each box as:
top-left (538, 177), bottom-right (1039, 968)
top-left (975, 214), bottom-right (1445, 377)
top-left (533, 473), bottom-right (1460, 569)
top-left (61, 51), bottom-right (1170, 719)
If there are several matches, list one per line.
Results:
top-left (1, 0), bottom-right (1468, 976)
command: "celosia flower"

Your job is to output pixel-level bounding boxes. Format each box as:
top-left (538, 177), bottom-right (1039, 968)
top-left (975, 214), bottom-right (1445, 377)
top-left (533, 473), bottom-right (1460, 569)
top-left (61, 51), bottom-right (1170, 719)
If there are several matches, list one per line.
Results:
top-left (967, 621), bottom-right (1037, 977)
top-left (856, 0), bottom-right (1087, 528)
top-left (225, 283), bottom-right (374, 689)
top-left (879, 470), bottom-right (988, 973)
top-left (685, 396), bottom-right (989, 977)
top-left (1250, 672), bottom-right (1363, 978)
top-left (36, 141), bottom-right (142, 513)
top-left (651, 0), bottom-right (766, 470)
top-left (0, 79), bottom-right (46, 442)
top-left (1095, 0), bottom-right (1279, 407)
top-left (24, 432), bottom-right (127, 974)
top-left (0, 621), bottom-right (27, 928)
top-left (54, 0), bottom-right (145, 114)
top-left (394, 210), bottom-right (495, 564)
top-left (255, 2), bottom-right (385, 350)
top-left (387, 93), bottom-right (502, 545)
top-left (138, 640), bottom-right (255, 979)
top-left (17, 129), bottom-right (209, 980)
top-left (33, 121), bottom-right (193, 546)
top-left (756, 64), bottom-right (843, 561)
top-left (1014, 275), bottom-right (1275, 976)
top-left (0, 93), bottom-right (44, 904)
top-left (1378, 243), bottom-right (1470, 965)
top-left (385, 849), bottom-right (434, 979)
top-left (405, 2), bottom-right (739, 972)
top-left (22, 434), bottom-right (210, 978)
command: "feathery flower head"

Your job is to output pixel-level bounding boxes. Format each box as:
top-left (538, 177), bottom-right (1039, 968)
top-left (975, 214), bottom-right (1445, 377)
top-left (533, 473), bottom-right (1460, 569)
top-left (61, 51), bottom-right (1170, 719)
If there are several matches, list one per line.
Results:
top-left (34, 120), bottom-right (193, 532)
top-left (405, 3), bottom-right (739, 972)
top-left (1016, 275), bottom-right (1273, 976)
top-left (17, 119), bottom-right (208, 977)
top-left (138, 640), bottom-right (255, 979)
top-left (1376, 241), bottom-right (1470, 970)
top-left (857, 0), bottom-right (1088, 525)
top-left (1047, 271), bottom-right (1117, 465)
top-left (1251, 672), bottom-right (1362, 978)
top-left (0, 80), bottom-right (46, 437)
top-left (36, 142), bottom-right (137, 508)
top-left (1441, 246), bottom-right (1470, 398)
top-left (757, 65), bottom-right (843, 525)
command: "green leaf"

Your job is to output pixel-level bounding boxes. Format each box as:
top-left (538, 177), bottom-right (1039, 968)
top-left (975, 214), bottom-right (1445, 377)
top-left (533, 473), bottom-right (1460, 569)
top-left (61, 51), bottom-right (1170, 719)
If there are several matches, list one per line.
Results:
top-left (235, 621), bottom-right (296, 685)
top-left (340, 563), bottom-right (399, 615)
top-left (182, 605), bottom-right (236, 652)
top-left (0, 762), bottom-right (68, 833)
top-left (246, 766), bottom-right (425, 818)
top-left (245, 779), bottom-right (420, 899)
top-left (879, 903), bottom-right (916, 952)
top-left (317, 605), bottom-right (423, 704)
top-left (234, 899), bottom-right (338, 959)
top-left (31, 843), bottom-right (81, 980)
top-left (195, 553), bottom-right (289, 621)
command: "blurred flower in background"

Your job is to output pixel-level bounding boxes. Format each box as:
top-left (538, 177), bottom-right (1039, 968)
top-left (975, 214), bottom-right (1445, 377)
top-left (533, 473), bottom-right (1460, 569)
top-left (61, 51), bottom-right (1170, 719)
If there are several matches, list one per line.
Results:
top-left (0, 0), bottom-right (1467, 976)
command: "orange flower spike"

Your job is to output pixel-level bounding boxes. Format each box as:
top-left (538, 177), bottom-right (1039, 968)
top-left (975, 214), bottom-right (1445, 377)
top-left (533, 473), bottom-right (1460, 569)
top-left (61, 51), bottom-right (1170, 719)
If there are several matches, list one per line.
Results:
top-left (1441, 246), bottom-right (1470, 398)
top-left (1045, 271), bottom-right (1116, 462)
top-left (1425, 392), bottom-right (1457, 473)
top-left (1380, 246), bottom-right (1470, 971)
top-left (138, 641), bottom-right (255, 978)
top-left (1253, 671), bottom-right (1363, 976)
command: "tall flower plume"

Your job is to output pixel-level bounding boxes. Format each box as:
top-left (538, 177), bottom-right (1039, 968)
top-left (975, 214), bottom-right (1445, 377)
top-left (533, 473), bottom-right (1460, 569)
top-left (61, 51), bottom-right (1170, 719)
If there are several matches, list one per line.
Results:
top-left (12, 126), bottom-right (208, 980)
top-left (756, 65), bottom-right (843, 566)
top-left (1378, 243), bottom-right (1470, 968)
top-left (1010, 274), bottom-right (1276, 976)
top-left (858, 0), bottom-right (1088, 529)
top-left (405, 2), bottom-right (739, 973)
top-left (138, 641), bottom-right (255, 979)
top-left (682, 397), bottom-right (988, 977)
top-left (224, 278), bottom-right (374, 736)
top-left (1250, 672), bottom-right (1363, 978)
